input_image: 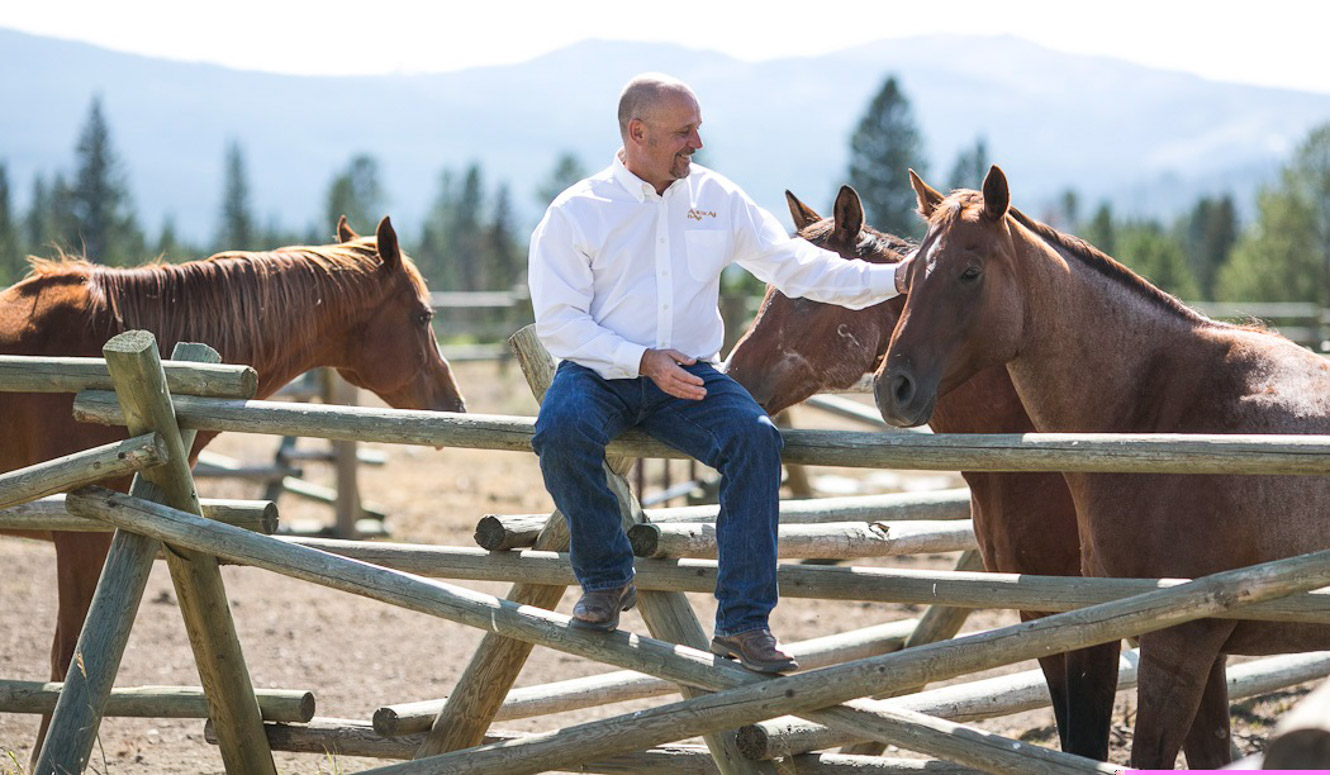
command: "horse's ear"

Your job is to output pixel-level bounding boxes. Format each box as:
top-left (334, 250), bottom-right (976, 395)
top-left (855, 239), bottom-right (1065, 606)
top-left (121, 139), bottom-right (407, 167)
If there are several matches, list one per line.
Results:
top-left (832, 185), bottom-right (864, 243)
top-left (337, 215), bottom-right (359, 243)
top-left (785, 191), bottom-right (822, 231)
top-left (375, 216), bottom-right (402, 272)
top-left (981, 166), bottom-right (1010, 221)
top-left (909, 169), bottom-right (944, 219)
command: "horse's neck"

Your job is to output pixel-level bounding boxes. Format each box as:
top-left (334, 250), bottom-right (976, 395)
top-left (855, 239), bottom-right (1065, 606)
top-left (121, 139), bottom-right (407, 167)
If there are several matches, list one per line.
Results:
top-left (1006, 236), bottom-right (1204, 432)
top-left (123, 265), bottom-right (360, 400)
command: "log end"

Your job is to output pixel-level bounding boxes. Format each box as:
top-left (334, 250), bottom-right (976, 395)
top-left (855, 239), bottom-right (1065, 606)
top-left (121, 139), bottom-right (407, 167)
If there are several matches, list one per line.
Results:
top-left (627, 523), bottom-right (662, 558)
top-left (735, 724), bottom-right (773, 761)
top-left (473, 515), bottom-right (508, 551)
top-left (371, 705), bottom-right (400, 736)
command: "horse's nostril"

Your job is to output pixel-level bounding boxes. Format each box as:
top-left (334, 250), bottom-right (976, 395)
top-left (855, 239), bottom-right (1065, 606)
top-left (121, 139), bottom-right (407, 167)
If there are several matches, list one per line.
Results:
top-left (892, 373), bottom-right (914, 405)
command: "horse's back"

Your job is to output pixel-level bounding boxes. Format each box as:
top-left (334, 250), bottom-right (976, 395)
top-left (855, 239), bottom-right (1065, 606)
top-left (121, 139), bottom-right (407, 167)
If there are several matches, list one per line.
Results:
top-left (1204, 327), bottom-right (1330, 432)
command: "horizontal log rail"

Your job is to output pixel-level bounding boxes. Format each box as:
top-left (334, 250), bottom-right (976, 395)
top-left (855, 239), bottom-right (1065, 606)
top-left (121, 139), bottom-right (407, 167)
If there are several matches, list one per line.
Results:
top-left (205, 718), bottom-right (983, 774)
top-left (65, 486), bottom-right (1330, 775)
top-left (628, 520), bottom-right (978, 560)
top-left (474, 490), bottom-right (974, 550)
top-left (72, 391), bottom-right (1330, 474)
top-left (739, 650), bottom-right (1330, 759)
top-left (0, 493), bottom-right (277, 533)
top-left (373, 619), bottom-right (919, 736)
top-left (0, 354), bottom-right (256, 398)
top-left (0, 432), bottom-right (169, 511)
top-left (0, 679), bottom-right (313, 722)
top-left (277, 538), bottom-right (1330, 624)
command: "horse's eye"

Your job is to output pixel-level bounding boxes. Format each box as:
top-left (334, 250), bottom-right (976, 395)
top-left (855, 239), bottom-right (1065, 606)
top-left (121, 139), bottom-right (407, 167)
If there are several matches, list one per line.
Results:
top-left (960, 267), bottom-right (981, 282)
top-left (417, 311), bottom-right (434, 325)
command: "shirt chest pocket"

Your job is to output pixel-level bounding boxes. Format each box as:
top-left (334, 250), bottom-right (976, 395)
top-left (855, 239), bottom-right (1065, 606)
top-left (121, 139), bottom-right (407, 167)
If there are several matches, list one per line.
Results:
top-left (683, 230), bottom-right (731, 282)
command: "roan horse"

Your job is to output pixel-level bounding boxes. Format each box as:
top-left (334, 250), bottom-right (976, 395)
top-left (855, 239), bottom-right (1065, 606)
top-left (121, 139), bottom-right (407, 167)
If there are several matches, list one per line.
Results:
top-left (878, 166), bottom-right (1330, 769)
top-left (0, 215), bottom-right (466, 754)
top-left (726, 186), bottom-right (1120, 761)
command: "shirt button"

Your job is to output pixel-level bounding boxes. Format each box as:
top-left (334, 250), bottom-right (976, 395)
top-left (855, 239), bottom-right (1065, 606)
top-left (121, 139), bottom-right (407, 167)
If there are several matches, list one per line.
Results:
top-left (663, 304), bottom-right (670, 310)
top-left (661, 269), bottom-right (669, 277)
top-left (659, 237), bottom-right (665, 244)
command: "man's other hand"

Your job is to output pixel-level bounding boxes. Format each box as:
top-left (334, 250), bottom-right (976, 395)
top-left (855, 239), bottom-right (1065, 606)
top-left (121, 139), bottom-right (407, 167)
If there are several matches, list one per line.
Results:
top-left (640, 349), bottom-right (707, 400)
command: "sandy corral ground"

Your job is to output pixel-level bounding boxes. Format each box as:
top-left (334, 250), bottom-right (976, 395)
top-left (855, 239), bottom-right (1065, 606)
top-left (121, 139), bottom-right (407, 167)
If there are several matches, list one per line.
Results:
top-left (0, 359), bottom-right (1316, 773)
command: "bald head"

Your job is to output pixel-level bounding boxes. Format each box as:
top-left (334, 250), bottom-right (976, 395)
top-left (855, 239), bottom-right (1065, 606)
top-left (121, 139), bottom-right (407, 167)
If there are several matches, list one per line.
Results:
top-left (618, 73), bottom-right (698, 141)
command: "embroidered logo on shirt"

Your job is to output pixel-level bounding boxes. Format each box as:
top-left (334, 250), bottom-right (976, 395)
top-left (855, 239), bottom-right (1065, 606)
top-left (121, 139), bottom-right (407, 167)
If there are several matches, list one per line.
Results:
top-left (686, 208), bottom-right (717, 221)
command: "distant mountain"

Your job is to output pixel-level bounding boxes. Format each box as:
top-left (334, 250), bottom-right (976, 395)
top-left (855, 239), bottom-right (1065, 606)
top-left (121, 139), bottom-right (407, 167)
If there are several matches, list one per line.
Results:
top-left (2, 28), bottom-right (1328, 244)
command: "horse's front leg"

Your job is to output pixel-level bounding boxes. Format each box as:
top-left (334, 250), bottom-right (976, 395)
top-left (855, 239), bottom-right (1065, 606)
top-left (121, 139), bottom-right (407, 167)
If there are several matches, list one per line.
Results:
top-left (1129, 621), bottom-right (1236, 769)
top-left (1062, 638), bottom-right (1122, 761)
top-left (1181, 656), bottom-right (1234, 768)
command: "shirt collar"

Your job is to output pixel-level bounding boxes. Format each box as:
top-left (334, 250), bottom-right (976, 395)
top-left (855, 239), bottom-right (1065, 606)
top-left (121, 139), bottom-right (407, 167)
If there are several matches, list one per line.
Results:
top-left (612, 151), bottom-right (655, 203)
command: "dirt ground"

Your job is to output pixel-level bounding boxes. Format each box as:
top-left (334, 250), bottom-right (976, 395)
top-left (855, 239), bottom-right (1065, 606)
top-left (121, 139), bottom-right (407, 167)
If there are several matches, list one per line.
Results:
top-left (0, 359), bottom-right (1316, 773)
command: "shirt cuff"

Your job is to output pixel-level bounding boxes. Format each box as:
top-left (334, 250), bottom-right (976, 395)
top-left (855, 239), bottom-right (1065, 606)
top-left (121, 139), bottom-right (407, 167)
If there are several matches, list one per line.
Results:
top-left (614, 341), bottom-right (650, 379)
top-left (869, 263), bottom-right (901, 299)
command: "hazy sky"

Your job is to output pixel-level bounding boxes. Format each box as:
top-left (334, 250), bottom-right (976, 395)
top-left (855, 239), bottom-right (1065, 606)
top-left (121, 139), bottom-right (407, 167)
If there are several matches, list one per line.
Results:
top-left (3, 1), bottom-right (1327, 94)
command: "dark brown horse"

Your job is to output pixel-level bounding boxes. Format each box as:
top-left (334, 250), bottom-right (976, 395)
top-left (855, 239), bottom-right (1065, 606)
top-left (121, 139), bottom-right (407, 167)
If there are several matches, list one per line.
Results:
top-left (726, 186), bottom-right (1120, 760)
top-left (877, 166), bottom-right (1330, 769)
top-left (0, 216), bottom-right (465, 753)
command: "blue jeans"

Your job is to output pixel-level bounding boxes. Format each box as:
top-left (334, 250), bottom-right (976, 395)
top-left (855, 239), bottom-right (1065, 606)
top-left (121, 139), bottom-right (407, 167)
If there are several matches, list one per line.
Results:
top-left (531, 360), bottom-right (785, 637)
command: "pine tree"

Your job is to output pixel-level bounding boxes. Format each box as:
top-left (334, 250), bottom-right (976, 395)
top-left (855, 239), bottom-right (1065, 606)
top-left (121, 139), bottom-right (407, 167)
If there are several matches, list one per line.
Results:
top-left (216, 141), bottom-right (256, 251)
top-left (68, 96), bottom-right (142, 264)
top-left (418, 169), bottom-right (458, 290)
top-left (156, 215), bottom-right (183, 261)
top-left (325, 154), bottom-right (384, 239)
top-left (847, 76), bottom-right (929, 236)
top-left (488, 183), bottom-right (521, 291)
top-left (946, 137), bottom-right (989, 192)
top-left (25, 175), bottom-right (51, 256)
top-left (1116, 222), bottom-right (1199, 300)
top-left (1081, 202), bottom-right (1116, 256)
top-left (536, 152), bottom-right (588, 207)
top-left (0, 163), bottom-right (22, 285)
top-left (454, 164), bottom-right (486, 292)
top-left (1216, 123), bottom-right (1330, 305)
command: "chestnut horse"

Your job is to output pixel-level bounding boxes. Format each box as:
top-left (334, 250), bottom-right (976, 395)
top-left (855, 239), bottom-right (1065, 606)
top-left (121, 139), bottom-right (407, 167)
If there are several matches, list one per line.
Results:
top-left (878, 166), bottom-right (1330, 769)
top-left (0, 216), bottom-right (465, 753)
top-left (726, 186), bottom-right (1120, 761)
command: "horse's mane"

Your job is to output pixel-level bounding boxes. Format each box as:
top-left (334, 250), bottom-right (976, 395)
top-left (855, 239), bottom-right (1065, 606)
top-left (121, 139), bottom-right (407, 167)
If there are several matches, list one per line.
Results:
top-left (931, 192), bottom-right (1228, 327)
top-left (22, 239), bottom-right (412, 365)
top-left (799, 220), bottom-right (915, 262)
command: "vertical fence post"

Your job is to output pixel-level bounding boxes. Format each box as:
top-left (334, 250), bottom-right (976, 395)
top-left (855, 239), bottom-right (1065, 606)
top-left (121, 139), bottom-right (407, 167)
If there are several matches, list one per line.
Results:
top-left (35, 334), bottom-right (275, 775)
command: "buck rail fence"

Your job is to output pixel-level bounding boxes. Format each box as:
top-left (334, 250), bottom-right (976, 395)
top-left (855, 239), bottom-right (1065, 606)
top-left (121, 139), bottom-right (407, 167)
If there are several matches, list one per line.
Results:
top-left (5, 328), bottom-right (1330, 772)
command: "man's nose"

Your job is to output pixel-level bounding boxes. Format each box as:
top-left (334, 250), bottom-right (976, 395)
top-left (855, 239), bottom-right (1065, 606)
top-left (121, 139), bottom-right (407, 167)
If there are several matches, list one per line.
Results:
top-left (690, 130), bottom-right (703, 150)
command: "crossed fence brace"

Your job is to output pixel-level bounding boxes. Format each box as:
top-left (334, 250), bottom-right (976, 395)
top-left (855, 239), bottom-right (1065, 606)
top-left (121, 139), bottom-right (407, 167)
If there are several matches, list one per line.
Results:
top-left (8, 328), bottom-right (1330, 772)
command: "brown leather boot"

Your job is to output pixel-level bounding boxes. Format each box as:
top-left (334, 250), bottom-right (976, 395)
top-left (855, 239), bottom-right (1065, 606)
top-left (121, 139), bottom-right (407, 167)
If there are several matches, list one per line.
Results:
top-left (710, 628), bottom-right (799, 673)
top-left (570, 583), bottom-right (637, 632)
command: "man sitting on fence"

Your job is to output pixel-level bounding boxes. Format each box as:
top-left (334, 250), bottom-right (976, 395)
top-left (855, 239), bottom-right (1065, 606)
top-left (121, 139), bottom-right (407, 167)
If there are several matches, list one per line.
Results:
top-left (528, 72), bottom-right (910, 673)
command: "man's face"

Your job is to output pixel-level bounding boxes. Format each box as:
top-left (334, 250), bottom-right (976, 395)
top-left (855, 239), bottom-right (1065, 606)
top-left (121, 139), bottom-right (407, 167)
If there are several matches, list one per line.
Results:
top-left (633, 91), bottom-right (703, 190)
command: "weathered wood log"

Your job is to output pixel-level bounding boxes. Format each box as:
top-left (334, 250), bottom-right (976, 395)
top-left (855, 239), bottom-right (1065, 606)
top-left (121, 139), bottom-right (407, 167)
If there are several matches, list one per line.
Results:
top-left (0, 432), bottom-right (168, 511)
top-left (374, 619), bottom-right (919, 736)
top-left (37, 335), bottom-right (277, 775)
top-left (0, 354), bottom-right (257, 397)
top-left (840, 550), bottom-right (984, 756)
top-left (419, 327), bottom-right (760, 773)
top-left (740, 650), bottom-right (1330, 758)
top-left (353, 549), bottom-right (1330, 775)
top-left (275, 539), bottom-right (1330, 624)
top-left (72, 390), bottom-right (1330, 474)
top-left (0, 680), bottom-right (313, 722)
top-left (67, 486), bottom-right (1330, 775)
top-left (417, 329), bottom-right (590, 758)
top-left (628, 520), bottom-right (978, 560)
top-left (474, 490), bottom-right (973, 550)
top-left (0, 494), bottom-right (277, 533)
top-left (205, 718), bottom-right (983, 773)
top-left (1261, 674), bottom-right (1330, 768)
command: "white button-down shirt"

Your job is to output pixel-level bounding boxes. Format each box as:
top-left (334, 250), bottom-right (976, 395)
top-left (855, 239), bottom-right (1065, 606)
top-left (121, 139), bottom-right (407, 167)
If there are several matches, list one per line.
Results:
top-left (528, 154), bottom-right (901, 380)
